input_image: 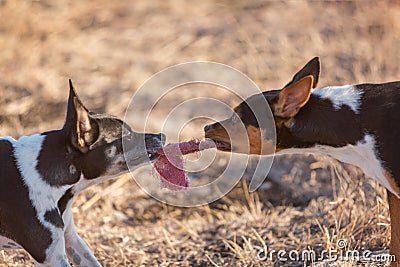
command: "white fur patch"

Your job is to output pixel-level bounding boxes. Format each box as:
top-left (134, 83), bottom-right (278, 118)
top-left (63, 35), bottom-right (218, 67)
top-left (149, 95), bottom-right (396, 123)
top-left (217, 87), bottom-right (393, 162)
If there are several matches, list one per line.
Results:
top-left (0, 136), bottom-right (17, 143)
top-left (12, 134), bottom-right (70, 264)
top-left (277, 134), bottom-right (399, 197)
top-left (312, 85), bottom-right (362, 113)
top-left (13, 134), bottom-right (70, 213)
top-left (0, 235), bottom-right (22, 250)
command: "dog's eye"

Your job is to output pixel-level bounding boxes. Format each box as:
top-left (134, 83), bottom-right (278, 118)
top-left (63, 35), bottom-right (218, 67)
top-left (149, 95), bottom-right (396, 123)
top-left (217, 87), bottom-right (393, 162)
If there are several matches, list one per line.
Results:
top-left (122, 128), bottom-right (133, 139)
top-left (123, 132), bottom-right (133, 141)
top-left (69, 164), bottom-right (77, 175)
top-left (106, 146), bottom-right (117, 157)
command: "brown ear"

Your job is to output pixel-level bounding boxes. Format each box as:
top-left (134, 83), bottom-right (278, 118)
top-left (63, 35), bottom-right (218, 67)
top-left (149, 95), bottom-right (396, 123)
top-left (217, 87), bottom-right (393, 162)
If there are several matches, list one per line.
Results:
top-left (74, 97), bottom-right (93, 150)
top-left (274, 75), bottom-right (314, 118)
top-left (64, 80), bottom-right (98, 153)
top-left (284, 57), bottom-right (320, 89)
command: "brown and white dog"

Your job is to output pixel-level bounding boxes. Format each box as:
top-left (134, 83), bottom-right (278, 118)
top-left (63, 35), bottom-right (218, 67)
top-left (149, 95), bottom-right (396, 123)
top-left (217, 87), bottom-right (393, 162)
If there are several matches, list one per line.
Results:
top-left (0, 81), bottom-right (164, 266)
top-left (205, 57), bottom-right (400, 265)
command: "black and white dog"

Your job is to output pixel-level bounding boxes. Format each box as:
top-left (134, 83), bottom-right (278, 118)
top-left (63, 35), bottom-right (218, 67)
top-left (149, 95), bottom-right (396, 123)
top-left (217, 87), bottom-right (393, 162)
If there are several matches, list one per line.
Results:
top-left (0, 81), bottom-right (164, 266)
top-left (205, 57), bottom-right (400, 265)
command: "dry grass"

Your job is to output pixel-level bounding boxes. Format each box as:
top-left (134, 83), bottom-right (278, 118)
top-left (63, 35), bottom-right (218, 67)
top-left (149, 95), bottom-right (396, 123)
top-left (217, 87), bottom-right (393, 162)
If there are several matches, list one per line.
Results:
top-left (1, 0), bottom-right (400, 266)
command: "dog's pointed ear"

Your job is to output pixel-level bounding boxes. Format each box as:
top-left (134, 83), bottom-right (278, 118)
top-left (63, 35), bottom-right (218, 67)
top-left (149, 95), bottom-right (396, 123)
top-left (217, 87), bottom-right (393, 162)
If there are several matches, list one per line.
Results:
top-left (285, 57), bottom-right (320, 89)
top-left (64, 79), bottom-right (98, 153)
top-left (274, 75), bottom-right (314, 118)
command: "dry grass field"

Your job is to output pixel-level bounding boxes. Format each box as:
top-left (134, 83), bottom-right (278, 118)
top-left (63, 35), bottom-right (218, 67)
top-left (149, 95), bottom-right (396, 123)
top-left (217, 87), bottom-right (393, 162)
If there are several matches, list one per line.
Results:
top-left (1, 1), bottom-right (400, 266)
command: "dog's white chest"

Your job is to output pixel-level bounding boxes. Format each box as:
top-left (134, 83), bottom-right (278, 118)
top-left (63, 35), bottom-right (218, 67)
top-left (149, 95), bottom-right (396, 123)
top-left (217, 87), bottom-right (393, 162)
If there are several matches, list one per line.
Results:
top-left (278, 134), bottom-right (399, 197)
top-left (0, 236), bottom-right (22, 250)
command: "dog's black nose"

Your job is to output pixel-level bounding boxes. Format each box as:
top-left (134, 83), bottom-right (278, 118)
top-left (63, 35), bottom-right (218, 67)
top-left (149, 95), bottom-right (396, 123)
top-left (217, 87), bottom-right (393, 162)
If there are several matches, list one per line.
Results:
top-left (204, 124), bottom-right (212, 132)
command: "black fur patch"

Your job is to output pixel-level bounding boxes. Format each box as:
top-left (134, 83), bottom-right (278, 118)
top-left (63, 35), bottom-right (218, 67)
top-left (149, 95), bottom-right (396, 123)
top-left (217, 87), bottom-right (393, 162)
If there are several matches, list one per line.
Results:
top-left (44, 209), bottom-right (64, 229)
top-left (37, 131), bottom-right (82, 186)
top-left (58, 188), bottom-right (74, 215)
top-left (73, 141), bottom-right (113, 179)
top-left (275, 94), bottom-right (363, 149)
top-left (234, 99), bottom-right (260, 128)
top-left (357, 82), bottom-right (400, 189)
top-left (0, 139), bottom-right (52, 263)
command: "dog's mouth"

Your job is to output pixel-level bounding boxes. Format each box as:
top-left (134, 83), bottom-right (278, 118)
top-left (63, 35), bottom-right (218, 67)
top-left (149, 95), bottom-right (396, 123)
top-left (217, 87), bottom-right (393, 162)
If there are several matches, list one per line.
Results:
top-left (146, 137), bottom-right (166, 161)
top-left (210, 140), bottom-right (231, 152)
top-left (147, 150), bottom-right (160, 161)
top-left (204, 129), bottom-right (231, 152)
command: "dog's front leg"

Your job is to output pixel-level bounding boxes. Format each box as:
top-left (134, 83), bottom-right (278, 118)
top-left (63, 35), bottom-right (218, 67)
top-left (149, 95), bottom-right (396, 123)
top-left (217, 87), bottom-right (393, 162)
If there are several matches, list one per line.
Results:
top-left (63, 203), bottom-right (102, 267)
top-left (33, 228), bottom-right (71, 267)
top-left (388, 191), bottom-right (400, 267)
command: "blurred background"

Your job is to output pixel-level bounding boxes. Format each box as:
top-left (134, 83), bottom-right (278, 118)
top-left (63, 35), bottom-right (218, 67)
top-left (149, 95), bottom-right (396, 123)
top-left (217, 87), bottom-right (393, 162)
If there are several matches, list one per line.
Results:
top-left (1, 1), bottom-right (399, 266)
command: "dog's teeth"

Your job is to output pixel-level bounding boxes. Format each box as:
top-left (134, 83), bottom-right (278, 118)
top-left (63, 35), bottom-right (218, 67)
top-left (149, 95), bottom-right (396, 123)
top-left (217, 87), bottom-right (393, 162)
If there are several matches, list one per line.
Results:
top-left (148, 153), bottom-right (152, 158)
